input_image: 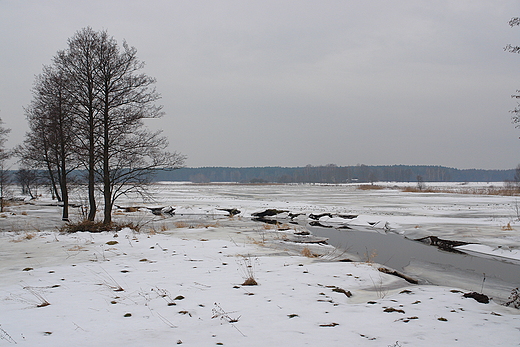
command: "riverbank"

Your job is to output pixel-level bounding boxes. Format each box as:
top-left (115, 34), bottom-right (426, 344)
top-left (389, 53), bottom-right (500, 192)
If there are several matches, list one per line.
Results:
top-left (1, 226), bottom-right (520, 346)
top-left (2, 182), bottom-right (520, 345)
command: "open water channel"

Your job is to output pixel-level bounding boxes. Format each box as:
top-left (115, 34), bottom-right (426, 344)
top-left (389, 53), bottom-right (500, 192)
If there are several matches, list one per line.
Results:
top-left (308, 224), bottom-right (520, 303)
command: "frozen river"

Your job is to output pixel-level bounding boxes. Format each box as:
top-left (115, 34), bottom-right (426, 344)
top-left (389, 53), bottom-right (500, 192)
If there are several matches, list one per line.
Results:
top-left (2, 181), bottom-right (520, 301)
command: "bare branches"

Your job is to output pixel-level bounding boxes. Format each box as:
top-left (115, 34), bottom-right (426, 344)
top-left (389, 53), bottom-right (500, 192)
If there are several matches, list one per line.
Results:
top-left (21, 27), bottom-right (185, 224)
top-left (509, 17), bottom-right (520, 27)
top-left (507, 18), bottom-right (520, 130)
top-left (0, 118), bottom-right (11, 212)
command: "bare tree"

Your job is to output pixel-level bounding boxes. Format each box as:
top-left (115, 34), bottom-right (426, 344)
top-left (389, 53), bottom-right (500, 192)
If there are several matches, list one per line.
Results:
top-left (506, 18), bottom-right (520, 127)
top-left (54, 27), bottom-right (101, 221)
top-left (93, 30), bottom-right (185, 224)
top-left (15, 168), bottom-right (40, 199)
top-left (0, 118), bottom-right (10, 212)
top-left (19, 66), bottom-right (78, 220)
top-left (416, 175), bottom-right (426, 191)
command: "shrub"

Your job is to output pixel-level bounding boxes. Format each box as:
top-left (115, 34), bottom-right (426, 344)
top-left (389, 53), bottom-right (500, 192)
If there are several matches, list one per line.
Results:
top-left (505, 288), bottom-right (520, 309)
top-left (59, 220), bottom-right (141, 233)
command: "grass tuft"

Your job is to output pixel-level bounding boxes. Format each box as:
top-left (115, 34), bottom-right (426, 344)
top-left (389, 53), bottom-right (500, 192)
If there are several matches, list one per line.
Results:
top-left (237, 255), bottom-right (258, 286)
top-left (301, 247), bottom-right (318, 258)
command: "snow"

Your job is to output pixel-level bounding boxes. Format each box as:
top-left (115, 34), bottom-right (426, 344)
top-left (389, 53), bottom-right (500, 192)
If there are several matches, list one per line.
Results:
top-left (455, 244), bottom-right (520, 264)
top-left (1, 182), bottom-right (520, 346)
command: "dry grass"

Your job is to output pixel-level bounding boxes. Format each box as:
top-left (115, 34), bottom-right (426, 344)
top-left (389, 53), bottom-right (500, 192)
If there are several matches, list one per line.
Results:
top-left (66, 245), bottom-right (86, 252)
top-left (364, 249), bottom-right (378, 263)
top-left (146, 223), bottom-right (169, 234)
top-left (262, 223), bottom-right (275, 230)
top-left (22, 285), bottom-right (51, 308)
top-left (193, 221), bottom-right (220, 229)
top-left (277, 223), bottom-right (292, 231)
top-left (173, 221), bottom-right (189, 228)
top-left (356, 184), bottom-right (520, 196)
top-left (242, 277), bottom-right (258, 286)
top-left (400, 186), bottom-right (520, 196)
top-left (237, 255), bottom-right (258, 286)
top-left (10, 232), bottom-right (37, 242)
top-left (59, 220), bottom-right (142, 233)
top-left (301, 247), bottom-right (318, 258)
top-left (356, 184), bottom-right (385, 190)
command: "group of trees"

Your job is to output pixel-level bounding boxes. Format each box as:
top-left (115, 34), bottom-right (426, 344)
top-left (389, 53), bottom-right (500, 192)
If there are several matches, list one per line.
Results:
top-left (17, 27), bottom-right (185, 224)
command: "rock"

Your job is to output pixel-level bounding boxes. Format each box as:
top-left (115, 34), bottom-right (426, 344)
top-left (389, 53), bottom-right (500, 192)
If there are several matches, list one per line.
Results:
top-left (463, 292), bottom-right (490, 304)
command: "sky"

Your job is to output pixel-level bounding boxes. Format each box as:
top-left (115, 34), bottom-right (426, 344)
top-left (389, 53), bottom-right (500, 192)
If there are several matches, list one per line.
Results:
top-left (1, 0), bottom-right (520, 169)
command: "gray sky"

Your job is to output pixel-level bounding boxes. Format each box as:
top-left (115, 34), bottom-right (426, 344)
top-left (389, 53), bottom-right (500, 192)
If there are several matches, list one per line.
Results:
top-left (1, 0), bottom-right (520, 169)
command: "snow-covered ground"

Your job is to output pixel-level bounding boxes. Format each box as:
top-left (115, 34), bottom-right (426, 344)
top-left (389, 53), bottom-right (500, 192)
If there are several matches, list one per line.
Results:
top-left (1, 182), bottom-right (520, 346)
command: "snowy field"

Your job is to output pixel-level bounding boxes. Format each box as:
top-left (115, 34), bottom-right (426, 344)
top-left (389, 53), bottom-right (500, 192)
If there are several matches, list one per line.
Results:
top-left (1, 182), bottom-right (520, 346)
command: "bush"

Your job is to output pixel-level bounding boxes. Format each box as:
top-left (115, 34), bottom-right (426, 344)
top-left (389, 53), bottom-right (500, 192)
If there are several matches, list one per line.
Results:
top-left (505, 288), bottom-right (520, 309)
top-left (59, 220), bottom-right (141, 233)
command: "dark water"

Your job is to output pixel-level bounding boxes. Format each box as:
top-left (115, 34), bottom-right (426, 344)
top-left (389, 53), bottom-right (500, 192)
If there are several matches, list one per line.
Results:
top-left (308, 225), bottom-right (520, 302)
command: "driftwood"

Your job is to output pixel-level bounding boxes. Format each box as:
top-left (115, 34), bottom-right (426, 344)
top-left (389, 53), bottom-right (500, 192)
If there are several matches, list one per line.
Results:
top-left (416, 236), bottom-right (468, 253)
top-left (147, 206), bottom-right (175, 216)
top-left (251, 209), bottom-right (289, 218)
top-left (337, 214), bottom-right (358, 219)
top-left (378, 267), bottom-right (418, 284)
top-left (217, 208), bottom-right (241, 216)
top-left (115, 205), bottom-right (143, 212)
top-left (309, 213), bottom-right (333, 220)
top-left (284, 235), bottom-right (329, 244)
top-left (309, 221), bottom-right (334, 228)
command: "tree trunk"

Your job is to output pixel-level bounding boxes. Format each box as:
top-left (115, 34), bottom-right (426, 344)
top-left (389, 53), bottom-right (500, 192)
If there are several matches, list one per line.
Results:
top-left (102, 95), bottom-right (111, 225)
top-left (46, 161), bottom-right (62, 202)
top-left (87, 111), bottom-right (96, 221)
top-left (60, 150), bottom-right (69, 222)
top-left (61, 182), bottom-right (69, 221)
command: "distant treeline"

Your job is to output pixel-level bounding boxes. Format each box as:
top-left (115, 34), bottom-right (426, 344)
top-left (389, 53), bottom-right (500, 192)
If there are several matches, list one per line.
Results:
top-left (153, 165), bottom-right (516, 183)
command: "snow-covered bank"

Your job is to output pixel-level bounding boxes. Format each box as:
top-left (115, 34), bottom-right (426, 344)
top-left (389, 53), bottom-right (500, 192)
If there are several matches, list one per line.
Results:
top-left (2, 182), bottom-right (520, 345)
top-left (1, 228), bottom-right (519, 346)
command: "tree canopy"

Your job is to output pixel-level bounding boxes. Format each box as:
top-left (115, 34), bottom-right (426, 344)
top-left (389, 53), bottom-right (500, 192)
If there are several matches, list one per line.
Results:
top-left (20, 27), bottom-right (185, 224)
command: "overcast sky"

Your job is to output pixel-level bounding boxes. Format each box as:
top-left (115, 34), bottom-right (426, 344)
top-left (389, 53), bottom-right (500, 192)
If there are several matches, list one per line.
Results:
top-left (1, 0), bottom-right (520, 169)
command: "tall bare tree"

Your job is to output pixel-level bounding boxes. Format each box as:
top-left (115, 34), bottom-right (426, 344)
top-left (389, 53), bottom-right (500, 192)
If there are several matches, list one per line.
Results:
top-left (19, 66), bottom-right (78, 220)
top-left (0, 118), bottom-right (10, 212)
top-left (54, 27), bottom-right (101, 221)
top-left (506, 18), bottom-right (520, 125)
top-left (93, 30), bottom-right (185, 224)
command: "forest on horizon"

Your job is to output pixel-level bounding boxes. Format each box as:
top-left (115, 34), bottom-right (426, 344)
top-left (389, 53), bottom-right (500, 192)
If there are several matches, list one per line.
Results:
top-left (153, 165), bottom-right (516, 184)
